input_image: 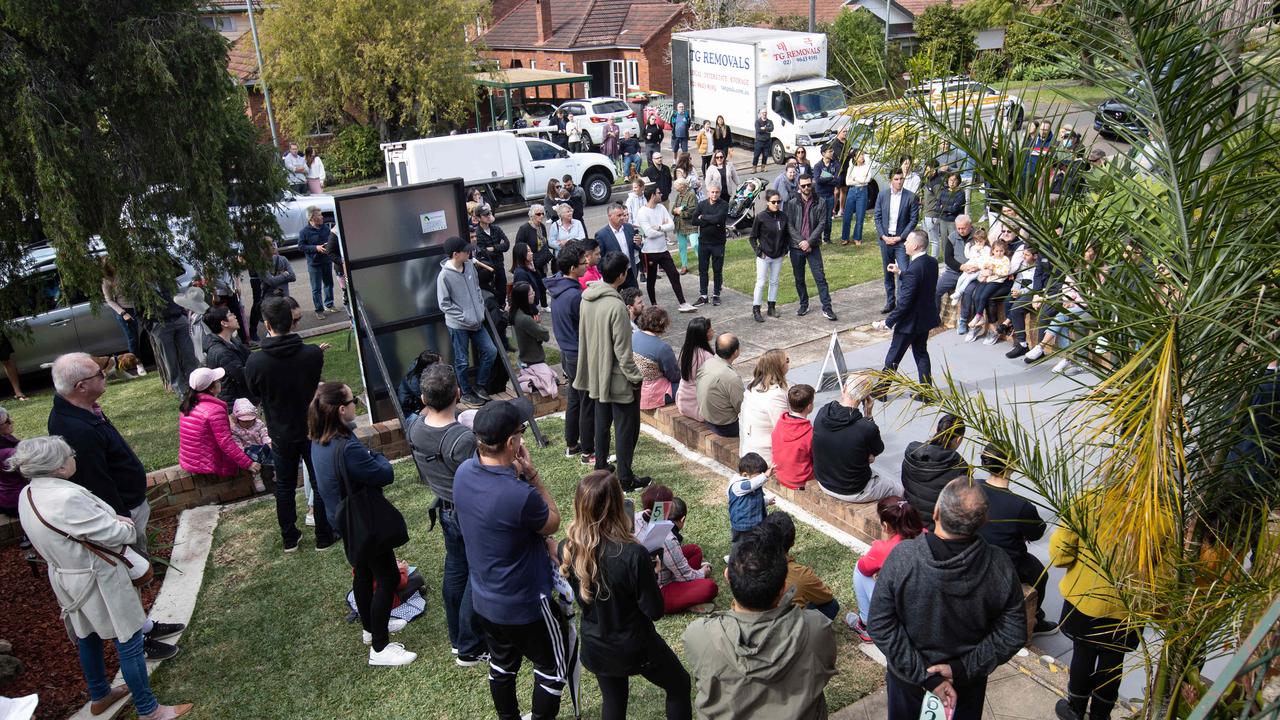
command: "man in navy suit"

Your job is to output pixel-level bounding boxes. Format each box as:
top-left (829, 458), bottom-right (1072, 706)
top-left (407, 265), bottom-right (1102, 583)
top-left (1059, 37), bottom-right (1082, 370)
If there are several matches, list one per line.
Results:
top-left (874, 230), bottom-right (939, 401)
top-left (873, 170), bottom-right (920, 314)
top-left (594, 202), bottom-right (639, 290)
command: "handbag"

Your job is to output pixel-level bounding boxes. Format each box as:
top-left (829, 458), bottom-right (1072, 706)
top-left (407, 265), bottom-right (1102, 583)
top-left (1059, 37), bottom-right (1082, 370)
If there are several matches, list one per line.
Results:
top-left (25, 487), bottom-right (153, 587)
top-left (332, 438), bottom-right (409, 564)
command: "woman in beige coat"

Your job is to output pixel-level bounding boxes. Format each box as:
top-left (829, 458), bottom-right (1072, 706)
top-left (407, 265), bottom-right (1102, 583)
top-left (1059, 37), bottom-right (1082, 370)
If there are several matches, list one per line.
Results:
top-left (12, 436), bottom-right (192, 720)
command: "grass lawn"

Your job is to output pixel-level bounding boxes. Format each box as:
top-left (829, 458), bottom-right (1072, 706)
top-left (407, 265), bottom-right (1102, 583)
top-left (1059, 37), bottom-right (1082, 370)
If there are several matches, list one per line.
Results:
top-left (148, 418), bottom-right (883, 719)
top-left (3, 330), bottom-right (360, 472)
top-left (997, 80), bottom-right (1114, 109)
top-left (720, 230), bottom-right (885, 306)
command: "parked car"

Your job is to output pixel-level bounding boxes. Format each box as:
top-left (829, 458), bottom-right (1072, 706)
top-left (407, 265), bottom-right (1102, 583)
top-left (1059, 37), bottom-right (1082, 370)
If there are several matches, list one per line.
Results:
top-left (497, 101), bottom-right (558, 129)
top-left (553, 97), bottom-right (640, 151)
top-left (1093, 86), bottom-right (1149, 139)
top-left (903, 76), bottom-right (1025, 131)
top-left (3, 244), bottom-right (196, 375)
top-left (227, 188), bottom-right (335, 252)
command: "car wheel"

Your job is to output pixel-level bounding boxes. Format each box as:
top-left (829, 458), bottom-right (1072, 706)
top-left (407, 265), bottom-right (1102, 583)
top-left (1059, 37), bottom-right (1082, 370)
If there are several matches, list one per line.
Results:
top-left (771, 139), bottom-right (786, 166)
top-left (584, 172), bottom-right (613, 205)
top-left (580, 135), bottom-right (595, 153)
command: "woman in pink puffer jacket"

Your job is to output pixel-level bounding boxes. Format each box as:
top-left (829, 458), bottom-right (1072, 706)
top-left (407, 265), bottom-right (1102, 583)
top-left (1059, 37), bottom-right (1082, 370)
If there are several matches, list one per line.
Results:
top-left (178, 368), bottom-right (259, 478)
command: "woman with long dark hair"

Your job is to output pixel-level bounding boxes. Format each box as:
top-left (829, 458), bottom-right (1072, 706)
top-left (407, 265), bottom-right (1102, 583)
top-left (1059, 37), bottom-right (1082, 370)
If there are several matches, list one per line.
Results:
top-left (561, 471), bottom-right (693, 720)
top-left (509, 281), bottom-right (557, 397)
top-left (510, 241), bottom-right (547, 309)
top-left (901, 414), bottom-right (969, 526)
top-left (308, 382), bottom-right (415, 666)
top-left (675, 317), bottom-right (713, 422)
top-left (846, 495), bottom-right (925, 641)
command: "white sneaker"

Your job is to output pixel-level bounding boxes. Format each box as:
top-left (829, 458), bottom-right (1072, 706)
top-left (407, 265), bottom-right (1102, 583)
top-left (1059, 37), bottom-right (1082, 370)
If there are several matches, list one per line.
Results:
top-left (1024, 345), bottom-right (1045, 361)
top-left (982, 334), bottom-right (999, 345)
top-left (137, 364), bottom-right (148, 376)
top-left (368, 642), bottom-right (416, 666)
top-left (678, 303), bottom-right (697, 313)
top-left (253, 478), bottom-right (266, 493)
top-left (964, 330), bottom-right (980, 343)
top-left (1052, 358), bottom-right (1071, 374)
top-left (362, 617), bottom-right (408, 644)
top-left (305, 512), bottom-right (315, 527)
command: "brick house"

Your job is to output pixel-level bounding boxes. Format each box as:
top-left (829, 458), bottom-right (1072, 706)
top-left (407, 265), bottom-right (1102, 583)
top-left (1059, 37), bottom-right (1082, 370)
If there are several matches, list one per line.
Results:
top-left (478, 0), bottom-right (690, 100)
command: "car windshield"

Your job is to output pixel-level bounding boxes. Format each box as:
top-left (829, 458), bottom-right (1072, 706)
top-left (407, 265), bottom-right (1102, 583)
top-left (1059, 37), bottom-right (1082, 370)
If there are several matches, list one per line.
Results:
top-left (593, 100), bottom-right (629, 115)
top-left (792, 87), bottom-right (847, 120)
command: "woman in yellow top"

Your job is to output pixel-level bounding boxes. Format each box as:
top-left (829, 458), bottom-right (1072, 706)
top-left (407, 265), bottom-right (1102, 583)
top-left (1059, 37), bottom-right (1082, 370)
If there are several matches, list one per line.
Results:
top-left (1049, 519), bottom-right (1140, 720)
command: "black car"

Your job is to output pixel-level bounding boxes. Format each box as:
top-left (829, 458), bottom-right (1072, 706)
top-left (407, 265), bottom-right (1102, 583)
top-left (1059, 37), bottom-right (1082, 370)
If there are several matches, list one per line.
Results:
top-left (1093, 86), bottom-right (1150, 139)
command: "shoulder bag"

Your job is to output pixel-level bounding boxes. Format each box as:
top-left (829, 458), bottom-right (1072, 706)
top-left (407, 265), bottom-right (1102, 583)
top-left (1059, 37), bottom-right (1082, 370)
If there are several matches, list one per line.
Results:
top-left (25, 487), bottom-right (153, 587)
top-left (332, 438), bottom-right (409, 564)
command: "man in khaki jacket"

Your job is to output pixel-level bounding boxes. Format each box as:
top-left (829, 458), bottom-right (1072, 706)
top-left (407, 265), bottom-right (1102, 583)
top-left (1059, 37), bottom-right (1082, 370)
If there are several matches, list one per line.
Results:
top-left (572, 251), bottom-right (650, 492)
top-left (697, 333), bottom-right (745, 437)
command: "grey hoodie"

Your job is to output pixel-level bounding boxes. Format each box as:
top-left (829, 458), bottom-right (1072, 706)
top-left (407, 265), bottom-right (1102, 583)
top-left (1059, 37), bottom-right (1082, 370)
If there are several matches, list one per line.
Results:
top-left (435, 258), bottom-right (486, 330)
top-left (683, 588), bottom-right (837, 719)
top-left (868, 534), bottom-right (1026, 690)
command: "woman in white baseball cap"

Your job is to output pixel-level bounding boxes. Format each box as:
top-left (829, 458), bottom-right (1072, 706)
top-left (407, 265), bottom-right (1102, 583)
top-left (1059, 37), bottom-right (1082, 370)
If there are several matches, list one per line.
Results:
top-left (177, 367), bottom-right (260, 481)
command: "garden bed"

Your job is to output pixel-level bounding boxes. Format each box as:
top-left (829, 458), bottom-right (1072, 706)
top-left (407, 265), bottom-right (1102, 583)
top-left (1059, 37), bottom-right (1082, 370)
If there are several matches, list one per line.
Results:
top-left (0, 516), bottom-right (179, 720)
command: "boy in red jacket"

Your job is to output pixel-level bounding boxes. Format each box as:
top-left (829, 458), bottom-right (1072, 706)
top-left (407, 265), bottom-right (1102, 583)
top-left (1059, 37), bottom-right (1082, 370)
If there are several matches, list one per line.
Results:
top-left (771, 384), bottom-right (815, 489)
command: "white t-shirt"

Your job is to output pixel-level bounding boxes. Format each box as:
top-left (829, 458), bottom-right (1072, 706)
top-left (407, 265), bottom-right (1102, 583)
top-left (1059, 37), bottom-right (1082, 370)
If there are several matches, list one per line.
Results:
top-left (635, 204), bottom-right (674, 253)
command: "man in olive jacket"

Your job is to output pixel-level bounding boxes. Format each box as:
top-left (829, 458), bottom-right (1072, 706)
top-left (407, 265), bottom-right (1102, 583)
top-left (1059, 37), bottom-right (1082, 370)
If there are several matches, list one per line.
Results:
top-left (572, 251), bottom-right (650, 492)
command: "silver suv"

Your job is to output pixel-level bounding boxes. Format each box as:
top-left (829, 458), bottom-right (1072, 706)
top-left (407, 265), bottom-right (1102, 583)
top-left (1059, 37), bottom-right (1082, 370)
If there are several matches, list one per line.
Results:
top-left (3, 245), bottom-right (195, 375)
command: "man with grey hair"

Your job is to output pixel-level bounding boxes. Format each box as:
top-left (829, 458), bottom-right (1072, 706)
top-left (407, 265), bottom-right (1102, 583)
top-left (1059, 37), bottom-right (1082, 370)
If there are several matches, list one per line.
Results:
top-left (297, 205), bottom-right (336, 319)
top-left (46, 352), bottom-right (186, 659)
top-left (593, 202), bottom-right (639, 289)
top-left (874, 229), bottom-right (940, 401)
top-left (869, 477), bottom-right (1027, 720)
top-left (933, 214), bottom-right (974, 312)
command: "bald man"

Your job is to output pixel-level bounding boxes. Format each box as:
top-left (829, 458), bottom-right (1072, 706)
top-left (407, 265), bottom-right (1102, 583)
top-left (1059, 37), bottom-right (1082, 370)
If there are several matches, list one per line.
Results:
top-left (698, 333), bottom-right (744, 437)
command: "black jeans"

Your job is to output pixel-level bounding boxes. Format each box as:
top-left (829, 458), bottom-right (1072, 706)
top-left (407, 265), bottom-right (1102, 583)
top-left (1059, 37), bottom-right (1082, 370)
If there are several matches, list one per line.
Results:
top-left (707, 419), bottom-right (739, 437)
top-left (479, 598), bottom-right (569, 720)
top-left (352, 547), bottom-right (399, 651)
top-left (886, 670), bottom-right (988, 720)
top-left (595, 390), bottom-right (641, 484)
top-left (595, 641), bottom-right (693, 720)
top-left (1007, 296), bottom-right (1043, 344)
top-left (753, 139), bottom-right (770, 166)
top-left (562, 354), bottom-right (595, 454)
top-left (789, 246), bottom-right (833, 312)
top-left (883, 330), bottom-right (933, 385)
top-left (1011, 551), bottom-right (1048, 622)
top-left (697, 243), bottom-right (725, 297)
top-left (1068, 639), bottom-right (1126, 720)
top-left (273, 438), bottom-right (335, 546)
top-left (935, 269), bottom-right (961, 313)
top-left (645, 251), bottom-right (686, 305)
top-left (247, 277), bottom-right (264, 342)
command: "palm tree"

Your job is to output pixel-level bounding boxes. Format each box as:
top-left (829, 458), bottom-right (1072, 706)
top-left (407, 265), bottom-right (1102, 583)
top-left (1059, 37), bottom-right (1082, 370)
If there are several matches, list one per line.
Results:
top-left (883, 0), bottom-right (1280, 716)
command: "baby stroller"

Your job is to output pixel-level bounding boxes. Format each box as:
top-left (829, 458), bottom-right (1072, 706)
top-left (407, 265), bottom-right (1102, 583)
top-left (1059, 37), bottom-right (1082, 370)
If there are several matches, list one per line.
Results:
top-left (727, 177), bottom-right (766, 236)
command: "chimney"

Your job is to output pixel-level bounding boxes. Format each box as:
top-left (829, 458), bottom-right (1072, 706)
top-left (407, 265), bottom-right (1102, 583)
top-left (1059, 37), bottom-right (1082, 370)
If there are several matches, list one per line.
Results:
top-left (535, 0), bottom-right (552, 45)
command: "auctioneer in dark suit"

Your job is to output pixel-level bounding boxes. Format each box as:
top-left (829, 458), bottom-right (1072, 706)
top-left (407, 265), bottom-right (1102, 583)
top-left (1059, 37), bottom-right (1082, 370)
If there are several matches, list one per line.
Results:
top-left (881, 250), bottom-right (940, 390)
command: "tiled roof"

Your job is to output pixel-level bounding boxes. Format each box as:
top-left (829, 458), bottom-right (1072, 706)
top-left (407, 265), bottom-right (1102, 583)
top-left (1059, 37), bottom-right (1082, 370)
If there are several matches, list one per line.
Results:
top-left (896, 0), bottom-right (974, 17)
top-left (760, 0), bottom-right (848, 23)
top-left (227, 32), bottom-right (258, 84)
top-left (481, 0), bottom-right (684, 49)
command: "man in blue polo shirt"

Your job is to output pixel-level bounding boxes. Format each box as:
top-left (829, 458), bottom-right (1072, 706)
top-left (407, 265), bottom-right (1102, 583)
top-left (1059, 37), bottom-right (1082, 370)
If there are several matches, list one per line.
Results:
top-left (454, 399), bottom-right (566, 720)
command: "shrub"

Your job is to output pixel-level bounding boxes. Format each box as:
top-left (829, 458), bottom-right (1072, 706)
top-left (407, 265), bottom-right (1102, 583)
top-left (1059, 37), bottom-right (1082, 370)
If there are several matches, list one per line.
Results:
top-left (1011, 60), bottom-right (1077, 82)
top-left (325, 124), bottom-right (382, 184)
top-left (970, 51), bottom-right (1009, 84)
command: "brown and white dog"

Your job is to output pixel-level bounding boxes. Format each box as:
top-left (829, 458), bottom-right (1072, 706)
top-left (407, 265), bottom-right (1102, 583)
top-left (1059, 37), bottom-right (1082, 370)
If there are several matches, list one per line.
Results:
top-left (90, 353), bottom-right (143, 380)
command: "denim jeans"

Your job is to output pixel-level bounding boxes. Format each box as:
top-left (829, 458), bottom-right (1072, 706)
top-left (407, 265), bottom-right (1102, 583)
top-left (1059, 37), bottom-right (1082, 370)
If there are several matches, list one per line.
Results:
top-left (623, 154), bottom-right (642, 178)
top-left (449, 326), bottom-right (497, 395)
top-left (879, 240), bottom-right (909, 306)
top-left (78, 629), bottom-right (158, 716)
top-left (854, 570), bottom-right (876, 625)
top-left (753, 255), bottom-right (785, 305)
top-left (113, 309), bottom-right (141, 356)
top-left (790, 246), bottom-right (833, 312)
top-left (441, 504), bottom-right (485, 656)
top-left (307, 263), bottom-right (334, 312)
top-left (242, 443), bottom-right (275, 467)
top-left (819, 196), bottom-right (835, 243)
top-left (841, 185), bottom-right (869, 242)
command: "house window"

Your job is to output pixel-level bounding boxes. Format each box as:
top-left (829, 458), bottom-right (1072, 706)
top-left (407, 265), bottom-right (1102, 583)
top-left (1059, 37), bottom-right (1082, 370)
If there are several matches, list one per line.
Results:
top-left (559, 61), bottom-right (568, 73)
top-left (198, 15), bottom-right (235, 32)
top-left (530, 60), bottom-right (537, 69)
top-left (625, 60), bottom-right (639, 89)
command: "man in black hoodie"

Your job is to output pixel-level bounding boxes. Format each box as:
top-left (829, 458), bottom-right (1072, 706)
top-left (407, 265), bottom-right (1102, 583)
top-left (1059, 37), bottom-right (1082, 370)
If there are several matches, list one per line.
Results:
top-left (244, 296), bottom-right (335, 553)
top-left (869, 478), bottom-right (1027, 720)
top-left (811, 370), bottom-right (902, 503)
top-left (201, 306), bottom-right (256, 405)
top-left (546, 243), bottom-right (595, 462)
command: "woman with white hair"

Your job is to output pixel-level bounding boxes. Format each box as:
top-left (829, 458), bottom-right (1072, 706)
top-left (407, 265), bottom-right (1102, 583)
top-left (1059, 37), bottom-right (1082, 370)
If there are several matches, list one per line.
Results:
top-left (514, 204), bottom-right (552, 279)
top-left (547, 202), bottom-right (585, 252)
top-left (12, 435), bottom-right (193, 719)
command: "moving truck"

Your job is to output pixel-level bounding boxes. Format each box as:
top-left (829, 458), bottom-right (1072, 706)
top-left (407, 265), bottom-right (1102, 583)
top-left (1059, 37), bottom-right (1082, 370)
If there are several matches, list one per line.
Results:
top-left (382, 130), bottom-right (617, 206)
top-left (671, 27), bottom-right (849, 166)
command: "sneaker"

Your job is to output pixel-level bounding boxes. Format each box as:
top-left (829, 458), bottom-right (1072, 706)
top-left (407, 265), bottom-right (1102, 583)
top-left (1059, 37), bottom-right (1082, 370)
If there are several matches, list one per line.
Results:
top-left (844, 613), bottom-right (872, 642)
top-left (957, 324), bottom-right (968, 336)
top-left (368, 642), bottom-right (417, 666)
top-left (136, 364), bottom-right (148, 376)
top-left (146, 622), bottom-right (186, 640)
top-left (455, 651), bottom-right (492, 667)
top-left (315, 311), bottom-right (325, 320)
top-left (283, 537), bottom-right (300, 554)
top-left (362, 618), bottom-right (409, 644)
top-left (1032, 619), bottom-right (1060, 637)
top-left (451, 647), bottom-right (459, 655)
top-left (982, 334), bottom-right (999, 345)
top-left (565, 446), bottom-right (581, 458)
top-left (678, 303), bottom-right (697, 313)
top-left (822, 309), bottom-right (838, 321)
top-left (142, 637), bottom-right (179, 661)
top-left (315, 537), bottom-right (339, 552)
top-left (253, 477), bottom-right (266, 493)
top-left (1006, 344), bottom-right (1029, 359)
top-left (964, 330), bottom-right (980, 342)
top-left (970, 326), bottom-right (987, 341)
top-left (796, 305), bottom-right (809, 317)
top-left (622, 476), bottom-right (652, 492)
top-left (304, 512), bottom-right (315, 526)
top-left (580, 453), bottom-right (596, 465)
top-left (473, 388), bottom-right (492, 402)
top-left (461, 392), bottom-right (486, 406)
top-left (1052, 357), bottom-right (1071, 374)
top-left (692, 296), bottom-right (708, 307)
top-left (138, 704), bottom-right (194, 720)
top-left (711, 295), bottom-right (721, 306)
top-left (1024, 345), bottom-right (1045, 362)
